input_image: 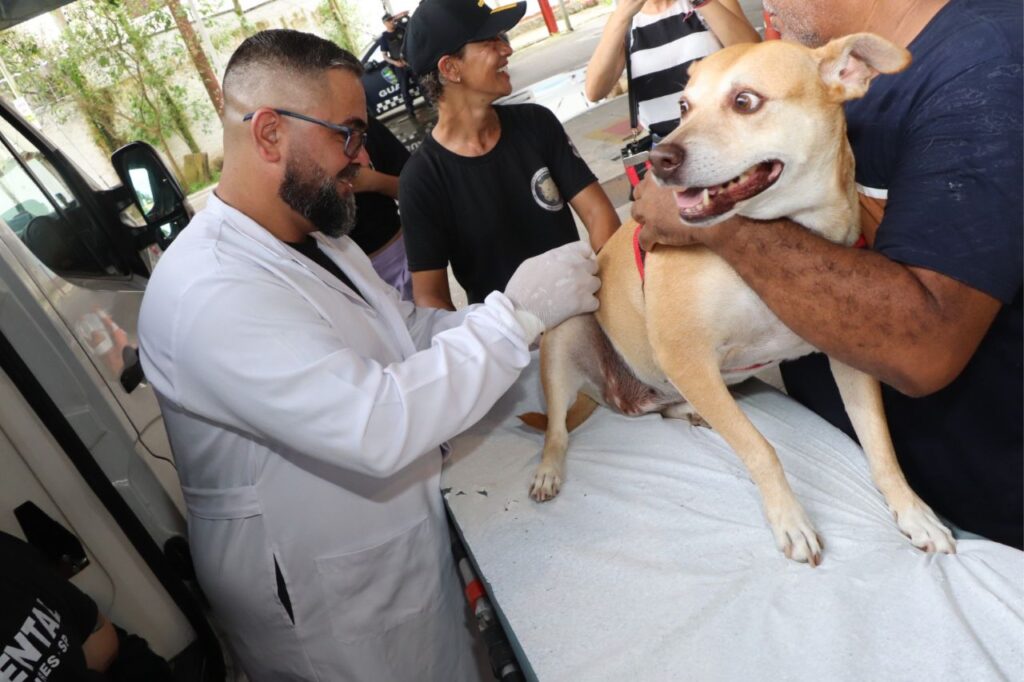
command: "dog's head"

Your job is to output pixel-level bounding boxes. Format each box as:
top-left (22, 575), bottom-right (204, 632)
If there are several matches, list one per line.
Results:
top-left (649, 34), bottom-right (909, 227)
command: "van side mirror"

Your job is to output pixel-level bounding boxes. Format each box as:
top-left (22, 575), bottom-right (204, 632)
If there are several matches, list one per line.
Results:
top-left (111, 142), bottom-right (189, 227)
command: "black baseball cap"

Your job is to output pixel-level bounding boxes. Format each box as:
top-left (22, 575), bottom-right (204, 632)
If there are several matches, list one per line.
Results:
top-left (404, 0), bottom-right (526, 75)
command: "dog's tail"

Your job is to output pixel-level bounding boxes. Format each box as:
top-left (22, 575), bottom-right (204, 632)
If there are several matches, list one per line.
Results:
top-left (519, 393), bottom-right (599, 432)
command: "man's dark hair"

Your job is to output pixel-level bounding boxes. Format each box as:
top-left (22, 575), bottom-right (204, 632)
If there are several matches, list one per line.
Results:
top-left (224, 29), bottom-right (363, 89)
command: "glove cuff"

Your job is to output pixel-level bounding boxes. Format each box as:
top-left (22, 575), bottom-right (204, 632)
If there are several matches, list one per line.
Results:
top-left (512, 308), bottom-right (545, 344)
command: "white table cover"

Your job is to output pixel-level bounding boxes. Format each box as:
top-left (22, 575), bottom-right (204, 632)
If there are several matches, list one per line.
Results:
top-left (443, 357), bottom-right (1024, 681)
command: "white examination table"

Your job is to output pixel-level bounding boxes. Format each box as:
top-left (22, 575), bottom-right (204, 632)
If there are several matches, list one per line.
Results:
top-left (443, 357), bottom-right (1024, 681)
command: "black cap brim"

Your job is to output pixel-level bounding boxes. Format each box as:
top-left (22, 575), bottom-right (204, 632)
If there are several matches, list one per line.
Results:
top-left (404, 1), bottom-right (527, 75)
top-left (468, 2), bottom-right (527, 43)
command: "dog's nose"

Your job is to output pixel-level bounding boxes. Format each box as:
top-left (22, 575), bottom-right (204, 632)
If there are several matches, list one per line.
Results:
top-left (650, 143), bottom-right (685, 179)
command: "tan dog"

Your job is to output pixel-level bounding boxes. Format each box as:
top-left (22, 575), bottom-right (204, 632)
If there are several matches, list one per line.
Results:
top-left (527, 34), bottom-right (956, 564)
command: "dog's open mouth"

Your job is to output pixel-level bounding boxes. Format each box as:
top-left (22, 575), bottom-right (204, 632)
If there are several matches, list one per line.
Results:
top-left (673, 160), bottom-right (784, 221)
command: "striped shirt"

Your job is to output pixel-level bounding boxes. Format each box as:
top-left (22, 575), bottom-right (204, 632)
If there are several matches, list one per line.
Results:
top-left (629, 0), bottom-right (722, 137)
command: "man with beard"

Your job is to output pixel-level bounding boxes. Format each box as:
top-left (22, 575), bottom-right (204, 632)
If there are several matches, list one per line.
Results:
top-left (138, 29), bottom-right (600, 681)
top-left (632, 0), bottom-right (1022, 548)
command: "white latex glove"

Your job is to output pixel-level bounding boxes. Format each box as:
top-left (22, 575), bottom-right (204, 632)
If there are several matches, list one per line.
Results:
top-left (504, 241), bottom-right (600, 331)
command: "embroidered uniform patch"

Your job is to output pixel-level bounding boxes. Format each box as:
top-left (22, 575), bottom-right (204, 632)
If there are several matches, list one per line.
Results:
top-left (531, 167), bottom-right (563, 211)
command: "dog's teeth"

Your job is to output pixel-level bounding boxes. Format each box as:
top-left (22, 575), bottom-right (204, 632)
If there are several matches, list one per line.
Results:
top-left (701, 188), bottom-right (711, 206)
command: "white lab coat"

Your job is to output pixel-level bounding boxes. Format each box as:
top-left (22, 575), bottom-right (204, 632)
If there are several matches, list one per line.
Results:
top-left (139, 195), bottom-right (537, 681)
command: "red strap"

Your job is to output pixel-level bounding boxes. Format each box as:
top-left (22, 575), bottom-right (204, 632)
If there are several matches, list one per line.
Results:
top-left (633, 224), bottom-right (646, 282)
top-left (625, 164), bottom-right (643, 187)
top-left (852, 235), bottom-right (868, 249)
top-left (464, 579), bottom-right (486, 610)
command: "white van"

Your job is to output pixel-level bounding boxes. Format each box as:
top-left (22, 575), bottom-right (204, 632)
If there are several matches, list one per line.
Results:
top-left (0, 96), bottom-right (229, 677)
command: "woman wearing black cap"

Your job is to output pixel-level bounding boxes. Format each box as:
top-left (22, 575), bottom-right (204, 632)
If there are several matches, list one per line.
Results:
top-left (400, 0), bottom-right (620, 310)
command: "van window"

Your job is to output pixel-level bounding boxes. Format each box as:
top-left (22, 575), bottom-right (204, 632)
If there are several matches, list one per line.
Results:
top-left (0, 118), bottom-right (121, 277)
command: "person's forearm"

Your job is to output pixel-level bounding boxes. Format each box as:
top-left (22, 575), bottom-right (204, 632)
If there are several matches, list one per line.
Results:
top-left (415, 292), bottom-right (456, 311)
top-left (698, 0), bottom-right (761, 45)
top-left (587, 213), bottom-right (618, 252)
top-left (584, 9), bottom-right (632, 102)
top-left (368, 172), bottom-right (399, 199)
top-left (83, 614), bottom-right (118, 672)
top-left (355, 168), bottom-right (400, 198)
top-left (572, 183), bottom-right (620, 252)
top-left (701, 219), bottom-right (991, 395)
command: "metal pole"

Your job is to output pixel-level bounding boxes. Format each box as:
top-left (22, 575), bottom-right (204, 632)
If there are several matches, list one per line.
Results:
top-left (536, 0), bottom-right (559, 34)
top-left (556, 0), bottom-right (573, 32)
top-left (184, 0), bottom-right (224, 76)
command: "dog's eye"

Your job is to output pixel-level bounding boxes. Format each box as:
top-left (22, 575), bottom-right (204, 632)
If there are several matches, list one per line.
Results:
top-left (733, 91), bottom-right (763, 114)
top-left (679, 97), bottom-right (690, 117)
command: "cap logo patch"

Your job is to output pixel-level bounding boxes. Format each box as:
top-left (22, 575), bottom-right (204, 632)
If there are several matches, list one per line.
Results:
top-left (531, 167), bottom-right (564, 211)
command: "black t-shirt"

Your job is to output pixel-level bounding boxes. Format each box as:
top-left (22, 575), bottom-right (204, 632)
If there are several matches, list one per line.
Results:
top-left (781, 0), bottom-right (1023, 547)
top-left (378, 29), bottom-right (404, 61)
top-left (399, 103), bottom-right (596, 304)
top-left (285, 238), bottom-right (366, 303)
top-left (0, 531), bottom-right (102, 681)
top-left (349, 116), bottom-right (410, 256)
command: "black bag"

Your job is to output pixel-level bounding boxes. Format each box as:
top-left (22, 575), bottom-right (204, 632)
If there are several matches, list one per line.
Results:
top-left (620, 28), bottom-right (653, 191)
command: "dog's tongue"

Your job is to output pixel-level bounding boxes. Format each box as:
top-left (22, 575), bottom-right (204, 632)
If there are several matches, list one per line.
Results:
top-left (675, 187), bottom-right (705, 209)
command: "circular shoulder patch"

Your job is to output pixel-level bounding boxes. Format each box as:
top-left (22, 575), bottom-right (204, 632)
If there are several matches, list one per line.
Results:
top-left (531, 167), bottom-right (564, 212)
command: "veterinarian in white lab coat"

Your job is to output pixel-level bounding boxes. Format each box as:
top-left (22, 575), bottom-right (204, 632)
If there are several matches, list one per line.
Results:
top-left (138, 30), bottom-right (599, 681)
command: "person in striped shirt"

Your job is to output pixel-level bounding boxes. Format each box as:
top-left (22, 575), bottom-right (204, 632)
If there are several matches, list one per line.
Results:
top-left (585, 0), bottom-right (759, 139)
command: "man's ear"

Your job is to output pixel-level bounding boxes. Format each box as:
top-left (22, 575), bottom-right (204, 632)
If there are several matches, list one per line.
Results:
top-left (813, 33), bottom-right (911, 102)
top-left (248, 109), bottom-right (284, 163)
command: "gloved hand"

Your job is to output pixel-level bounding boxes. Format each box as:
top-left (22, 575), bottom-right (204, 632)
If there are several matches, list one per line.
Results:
top-left (504, 241), bottom-right (600, 330)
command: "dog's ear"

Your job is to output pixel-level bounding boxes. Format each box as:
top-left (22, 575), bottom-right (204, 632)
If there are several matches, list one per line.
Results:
top-left (813, 33), bottom-right (911, 102)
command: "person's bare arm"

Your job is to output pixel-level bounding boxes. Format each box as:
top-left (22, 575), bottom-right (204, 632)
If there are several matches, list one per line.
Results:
top-left (568, 181), bottom-right (619, 252)
top-left (584, 0), bottom-right (646, 102)
top-left (83, 613), bottom-right (119, 672)
top-left (412, 269), bottom-right (456, 310)
top-left (353, 166), bottom-right (399, 199)
top-left (632, 180), bottom-right (1001, 396)
top-left (697, 0), bottom-right (761, 45)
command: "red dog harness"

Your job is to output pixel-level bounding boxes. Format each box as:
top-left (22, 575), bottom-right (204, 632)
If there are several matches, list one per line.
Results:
top-left (633, 224), bottom-right (647, 281)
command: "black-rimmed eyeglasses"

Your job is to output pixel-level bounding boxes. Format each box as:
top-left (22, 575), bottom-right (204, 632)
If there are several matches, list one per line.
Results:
top-left (242, 108), bottom-right (368, 158)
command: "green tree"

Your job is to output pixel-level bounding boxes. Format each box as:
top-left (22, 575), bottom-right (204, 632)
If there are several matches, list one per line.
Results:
top-left (56, 0), bottom-right (217, 177)
top-left (317, 0), bottom-right (363, 53)
top-left (0, 25), bottom-right (126, 155)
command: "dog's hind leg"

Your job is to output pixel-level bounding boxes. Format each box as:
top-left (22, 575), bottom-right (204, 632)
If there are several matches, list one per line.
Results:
top-left (648, 332), bottom-right (822, 564)
top-left (531, 315), bottom-right (601, 502)
top-left (829, 359), bottom-right (956, 553)
top-left (661, 401), bottom-right (709, 428)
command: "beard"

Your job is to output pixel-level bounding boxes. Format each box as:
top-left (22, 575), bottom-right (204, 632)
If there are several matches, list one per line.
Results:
top-left (762, 2), bottom-right (826, 47)
top-left (278, 155), bottom-right (358, 238)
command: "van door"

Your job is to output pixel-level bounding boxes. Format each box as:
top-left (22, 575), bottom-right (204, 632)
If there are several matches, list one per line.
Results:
top-left (0, 264), bottom-right (226, 678)
top-left (0, 109), bottom-right (186, 521)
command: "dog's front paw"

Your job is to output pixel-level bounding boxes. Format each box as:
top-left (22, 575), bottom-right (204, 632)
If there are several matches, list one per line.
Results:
top-left (768, 504), bottom-right (823, 566)
top-left (529, 464), bottom-right (563, 502)
top-left (893, 498), bottom-right (956, 554)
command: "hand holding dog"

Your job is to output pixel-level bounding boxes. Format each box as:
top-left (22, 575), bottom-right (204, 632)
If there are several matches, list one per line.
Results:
top-left (632, 176), bottom-right (745, 252)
